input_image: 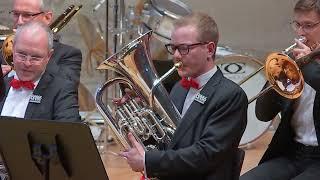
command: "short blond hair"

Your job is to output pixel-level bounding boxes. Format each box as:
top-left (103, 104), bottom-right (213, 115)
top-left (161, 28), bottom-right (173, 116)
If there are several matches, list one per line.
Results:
top-left (174, 12), bottom-right (219, 45)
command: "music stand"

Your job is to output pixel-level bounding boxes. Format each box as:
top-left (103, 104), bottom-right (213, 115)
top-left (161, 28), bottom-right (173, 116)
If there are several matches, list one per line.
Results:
top-left (0, 117), bottom-right (109, 180)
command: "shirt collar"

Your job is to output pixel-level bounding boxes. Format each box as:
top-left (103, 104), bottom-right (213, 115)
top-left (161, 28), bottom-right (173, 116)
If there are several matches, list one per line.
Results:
top-left (194, 66), bottom-right (217, 88)
top-left (13, 74), bottom-right (41, 88)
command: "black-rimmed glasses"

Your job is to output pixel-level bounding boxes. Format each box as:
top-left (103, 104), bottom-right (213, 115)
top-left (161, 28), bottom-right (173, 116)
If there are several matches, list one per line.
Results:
top-left (165, 42), bottom-right (209, 55)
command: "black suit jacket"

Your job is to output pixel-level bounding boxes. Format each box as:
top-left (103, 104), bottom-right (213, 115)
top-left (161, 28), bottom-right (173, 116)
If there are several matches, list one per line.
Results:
top-left (145, 69), bottom-right (248, 180)
top-left (0, 63), bottom-right (81, 122)
top-left (47, 41), bottom-right (82, 84)
top-left (256, 60), bottom-right (320, 163)
top-left (1, 40), bottom-right (82, 85)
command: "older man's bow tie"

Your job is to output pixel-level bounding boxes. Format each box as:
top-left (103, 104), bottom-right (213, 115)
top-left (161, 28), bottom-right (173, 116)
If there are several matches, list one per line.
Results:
top-left (10, 78), bottom-right (35, 90)
top-left (180, 77), bottom-right (200, 89)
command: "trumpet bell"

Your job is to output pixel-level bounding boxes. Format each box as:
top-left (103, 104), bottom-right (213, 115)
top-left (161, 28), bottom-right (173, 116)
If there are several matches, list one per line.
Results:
top-left (265, 52), bottom-right (304, 99)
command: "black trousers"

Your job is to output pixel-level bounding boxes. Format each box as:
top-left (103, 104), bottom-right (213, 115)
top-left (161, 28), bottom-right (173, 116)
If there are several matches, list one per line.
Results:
top-left (240, 142), bottom-right (320, 180)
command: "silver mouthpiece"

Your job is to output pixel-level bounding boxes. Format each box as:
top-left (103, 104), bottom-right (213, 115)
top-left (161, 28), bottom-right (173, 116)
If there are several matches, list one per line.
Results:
top-left (283, 36), bottom-right (306, 54)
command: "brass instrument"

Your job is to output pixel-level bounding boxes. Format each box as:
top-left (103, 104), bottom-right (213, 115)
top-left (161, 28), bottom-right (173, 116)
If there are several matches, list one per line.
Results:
top-left (247, 46), bottom-right (320, 103)
top-left (50, 4), bottom-right (82, 34)
top-left (0, 27), bottom-right (13, 41)
top-left (1, 4), bottom-right (82, 67)
top-left (238, 37), bottom-right (306, 86)
top-left (95, 31), bottom-right (181, 151)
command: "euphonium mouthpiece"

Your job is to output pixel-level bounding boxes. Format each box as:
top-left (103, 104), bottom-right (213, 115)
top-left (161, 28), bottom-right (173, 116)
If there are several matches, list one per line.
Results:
top-left (174, 62), bottom-right (182, 69)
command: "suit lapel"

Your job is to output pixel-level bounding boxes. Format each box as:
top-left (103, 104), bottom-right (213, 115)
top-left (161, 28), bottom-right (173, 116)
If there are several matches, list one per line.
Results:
top-left (171, 85), bottom-right (188, 114)
top-left (24, 68), bottom-right (55, 119)
top-left (0, 76), bottom-right (13, 112)
top-left (169, 69), bottom-right (223, 148)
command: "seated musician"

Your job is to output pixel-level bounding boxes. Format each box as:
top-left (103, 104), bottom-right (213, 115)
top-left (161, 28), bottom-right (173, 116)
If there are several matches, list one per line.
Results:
top-left (0, 21), bottom-right (81, 122)
top-left (118, 12), bottom-right (248, 180)
top-left (241, 0), bottom-right (320, 179)
top-left (1, 0), bottom-right (82, 88)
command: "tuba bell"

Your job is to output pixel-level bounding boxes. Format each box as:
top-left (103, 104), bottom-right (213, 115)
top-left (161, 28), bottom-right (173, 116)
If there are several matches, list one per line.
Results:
top-left (95, 31), bottom-right (181, 151)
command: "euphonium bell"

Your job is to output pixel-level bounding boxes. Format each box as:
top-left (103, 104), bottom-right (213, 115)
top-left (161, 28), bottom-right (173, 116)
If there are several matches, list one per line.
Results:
top-left (1, 4), bottom-right (82, 68)
top-left (95, 31), bottom-right (181, 151)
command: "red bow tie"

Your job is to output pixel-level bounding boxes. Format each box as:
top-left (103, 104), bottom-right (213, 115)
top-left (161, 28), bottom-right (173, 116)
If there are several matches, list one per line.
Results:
top-left (10, 78), bottom-right (35, 90)
top-left (180, 77), bottom-right (200, 89)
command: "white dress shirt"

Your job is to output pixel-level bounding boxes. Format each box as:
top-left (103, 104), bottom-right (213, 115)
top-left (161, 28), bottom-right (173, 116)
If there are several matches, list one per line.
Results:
top-left (291, 83), bottom-right (318, 146)
top-left (181, 66), bottom-right (217, 117)
top-left (1, 75), bottom-right (40, 118)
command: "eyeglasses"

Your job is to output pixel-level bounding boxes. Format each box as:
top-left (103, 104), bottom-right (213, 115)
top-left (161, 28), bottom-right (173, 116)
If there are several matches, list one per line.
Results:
top-left (165, 42), bottom-right (209, 55)
top-left (14, 52), bottom-right (46, 63)
top-left (290, 20), bottom-right (320, 33)
top-left (10, 10), bottom-right (44, 21)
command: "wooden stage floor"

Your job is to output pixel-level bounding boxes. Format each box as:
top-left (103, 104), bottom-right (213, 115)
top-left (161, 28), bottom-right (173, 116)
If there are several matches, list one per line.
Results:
top-left (101, 131), bottom-right (274, 180)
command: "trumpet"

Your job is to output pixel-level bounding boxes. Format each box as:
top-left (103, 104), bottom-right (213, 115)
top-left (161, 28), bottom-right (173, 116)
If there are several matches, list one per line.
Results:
top-left (1, 4), bottom-right (82, 67)
top-left (244, 37), bottom-right (320, 103)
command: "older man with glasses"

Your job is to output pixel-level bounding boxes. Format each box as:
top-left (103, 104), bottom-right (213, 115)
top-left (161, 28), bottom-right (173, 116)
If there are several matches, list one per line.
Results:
top-left (241, 0), bottom-right (320, 180)
top-left (0, 21), bottom-right (81, 121)
top-left (1, 0), bottom-right (82, 89)
top-left (118, 12), bottom-right (248, 180)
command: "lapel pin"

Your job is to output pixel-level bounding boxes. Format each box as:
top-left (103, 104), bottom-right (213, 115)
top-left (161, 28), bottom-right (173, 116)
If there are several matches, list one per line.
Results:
top-left (29, 94), bottom-right (42, 104)
top-left (194, 93), bottom-right (207, 104)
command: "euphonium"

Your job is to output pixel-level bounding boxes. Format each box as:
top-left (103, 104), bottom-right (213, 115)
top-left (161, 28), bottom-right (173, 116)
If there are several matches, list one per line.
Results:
top-left (95, 31), bottom-right (181, 151)
top-left (1, 4), bottom-right (82, 67)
